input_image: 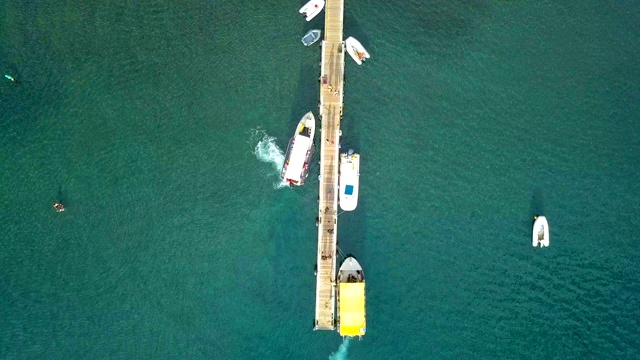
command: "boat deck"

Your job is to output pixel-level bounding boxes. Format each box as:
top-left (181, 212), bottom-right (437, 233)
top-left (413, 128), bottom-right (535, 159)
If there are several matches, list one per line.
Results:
top-left (314, 0), bottom-right (344, 331)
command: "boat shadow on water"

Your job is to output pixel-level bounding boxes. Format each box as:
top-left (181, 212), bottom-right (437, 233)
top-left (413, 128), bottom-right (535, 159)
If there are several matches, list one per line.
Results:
top-left (342, 13), bottom-right (371, 53)
top-left (337, 205), bottom-right (367, 263)
top-left (529, 187), bottom-right (545, 222)
top-left (286, 44), bottom-right (319, 136)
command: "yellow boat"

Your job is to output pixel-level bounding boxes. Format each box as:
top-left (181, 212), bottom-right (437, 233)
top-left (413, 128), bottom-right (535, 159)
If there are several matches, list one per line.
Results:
top-left (337, 257), bottom-right (366, 338)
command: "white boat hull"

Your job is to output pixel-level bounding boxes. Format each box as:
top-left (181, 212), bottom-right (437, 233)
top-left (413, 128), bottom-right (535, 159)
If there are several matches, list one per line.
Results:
top-left (339, 153), bottom-right (360, 211)
top-left (281, 112), bottom-right (316, 186)
top-left (532, 216), bottom-right (550, 247)
top-left (299, 0), bottom-right (325, 22)
top-left (345, 37), bottom-right (370, 65)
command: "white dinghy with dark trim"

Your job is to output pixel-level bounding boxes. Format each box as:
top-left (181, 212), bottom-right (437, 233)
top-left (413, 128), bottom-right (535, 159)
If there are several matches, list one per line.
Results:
top-left (345, 37), bottom-right (370, 65)
top-left (532, 216), bottom-right (550, 247)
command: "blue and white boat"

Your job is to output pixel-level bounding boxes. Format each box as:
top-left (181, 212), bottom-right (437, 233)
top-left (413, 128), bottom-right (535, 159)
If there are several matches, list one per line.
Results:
top-left (302, 29), bottom-right (322, 46)
top-left (339, 150), bottom-right (360, 211)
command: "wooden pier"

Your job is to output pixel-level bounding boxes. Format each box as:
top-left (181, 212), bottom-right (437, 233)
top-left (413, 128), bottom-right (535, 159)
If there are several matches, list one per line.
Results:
top-left (314, 0), bottom-right (345, 331)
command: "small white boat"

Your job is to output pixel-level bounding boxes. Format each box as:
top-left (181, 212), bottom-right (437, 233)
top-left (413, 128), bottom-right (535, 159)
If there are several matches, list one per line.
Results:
top-left (302, 29), bottom-right (322, 46)
top-left (345, 37), bottom-right (370, 65)
top-left (337, 257), bottom-right (366, 338)
top-left (281, 112), bottom-right (316, 186)
top-left (532, 216), bottom-right (550, 247)
top-left (299, 0), bottom-right (325, 22)
top-left (339, 150), bottom-right (360, 211)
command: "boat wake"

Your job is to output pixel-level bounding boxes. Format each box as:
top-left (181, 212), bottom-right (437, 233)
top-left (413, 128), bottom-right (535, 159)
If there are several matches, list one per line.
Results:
top-left (249, 129), bottom-right (288, 189)
top-left (329, 337), bottom-right (351, 360)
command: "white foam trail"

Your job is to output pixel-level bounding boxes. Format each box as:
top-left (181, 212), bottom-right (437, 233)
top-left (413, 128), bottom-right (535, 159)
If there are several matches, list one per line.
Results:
top-left (249, 129), bottom-right (289, 189)
top-left (329, 337), bottom-right (351, 360)
top-left (253, 133), bottom-right (284, 171)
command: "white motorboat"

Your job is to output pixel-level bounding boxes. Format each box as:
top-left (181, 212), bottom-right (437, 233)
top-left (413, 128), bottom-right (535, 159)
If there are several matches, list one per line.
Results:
top-left (281, 112), bottom-right (315, 186)
top-left (299, 0), bottom-right (325, 22)
top-left (339, 150), bottom-right (360, 211)
top-left (337, 257), bottom-right (366, 338)
top-left (532, 216), bottom-right (550, 247)
top-left (345, 37), bottom-right (370, 65)
top-left (302, 29), bottom-right (322, 46)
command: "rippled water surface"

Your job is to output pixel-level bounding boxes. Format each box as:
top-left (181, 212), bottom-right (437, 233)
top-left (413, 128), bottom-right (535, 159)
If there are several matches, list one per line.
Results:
top-left (1, 0), bottom-right (639, 359)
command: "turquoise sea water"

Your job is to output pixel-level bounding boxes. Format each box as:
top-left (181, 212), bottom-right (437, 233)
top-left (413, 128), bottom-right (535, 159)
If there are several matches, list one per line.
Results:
top-left (2, 1), bottom-right (640, 359)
